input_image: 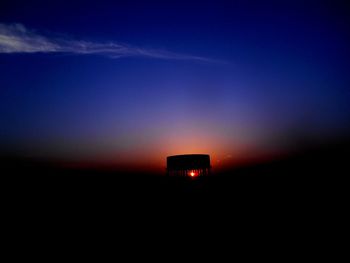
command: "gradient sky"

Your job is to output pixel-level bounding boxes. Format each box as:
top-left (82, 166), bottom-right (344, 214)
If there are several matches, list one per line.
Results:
top-left (1, 0), bottom-right (349, 171)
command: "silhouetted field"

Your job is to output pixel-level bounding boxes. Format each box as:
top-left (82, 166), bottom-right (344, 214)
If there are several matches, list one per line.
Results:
top-left (3, 139), bottom-right (348, 210)
top-left (2, 141), bottom-right (347, 227)
top-left (2, 141), bottom-right (348, 245)
top-left (2, 151), bottom-right (345, 261)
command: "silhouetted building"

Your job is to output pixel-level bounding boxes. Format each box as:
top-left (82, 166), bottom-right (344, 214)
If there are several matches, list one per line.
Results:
top-left (166, 154), bottom-right (211, 177)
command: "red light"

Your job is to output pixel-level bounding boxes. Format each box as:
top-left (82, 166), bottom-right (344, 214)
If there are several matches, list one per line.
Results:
top-left (189, 171), bottom-right (196, 177)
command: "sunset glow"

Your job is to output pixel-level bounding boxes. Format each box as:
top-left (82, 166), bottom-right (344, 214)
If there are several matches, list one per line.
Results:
top-left (0, 1), bottom-right (349, 174)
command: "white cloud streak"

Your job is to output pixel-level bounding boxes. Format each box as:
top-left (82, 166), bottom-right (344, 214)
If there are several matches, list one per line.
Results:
top-left (0, 23), bottom-right (220, 63)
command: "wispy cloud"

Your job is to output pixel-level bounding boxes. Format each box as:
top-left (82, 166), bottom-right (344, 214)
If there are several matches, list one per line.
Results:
top-left (0, 23), bottom-right (220, 63)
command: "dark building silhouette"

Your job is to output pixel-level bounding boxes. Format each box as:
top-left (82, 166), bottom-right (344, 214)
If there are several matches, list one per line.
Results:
top-left (166, 154), bottom-right (211, 177)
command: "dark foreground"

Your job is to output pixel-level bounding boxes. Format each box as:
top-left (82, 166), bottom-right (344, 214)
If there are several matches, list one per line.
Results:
top-left (2, 143), bottom-right (348, 254)
top-left (2, 139), bottom-right (348, 217)
top-left (3, 140), bottom-right (348, 211)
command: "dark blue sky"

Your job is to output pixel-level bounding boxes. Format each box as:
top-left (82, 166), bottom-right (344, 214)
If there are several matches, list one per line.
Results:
top-left (1, 0), bottom-right (349, 170)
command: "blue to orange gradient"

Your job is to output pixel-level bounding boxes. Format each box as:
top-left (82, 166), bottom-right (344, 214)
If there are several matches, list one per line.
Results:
top-left (0, 0), bottom-right (349, 173)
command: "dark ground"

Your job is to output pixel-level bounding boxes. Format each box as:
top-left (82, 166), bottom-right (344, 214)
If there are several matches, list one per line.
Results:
top-left (2, 140), bottom-right (348, 252)
top-left (3, 139), bottom-right (348, 210)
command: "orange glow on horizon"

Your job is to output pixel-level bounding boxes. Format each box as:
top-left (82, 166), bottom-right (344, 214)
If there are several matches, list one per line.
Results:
top-left (89, 123), bottom-right (270, 173)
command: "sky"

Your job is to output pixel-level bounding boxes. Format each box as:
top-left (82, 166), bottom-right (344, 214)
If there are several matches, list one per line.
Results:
top-left (0, 0), bottom-right (349, 171)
